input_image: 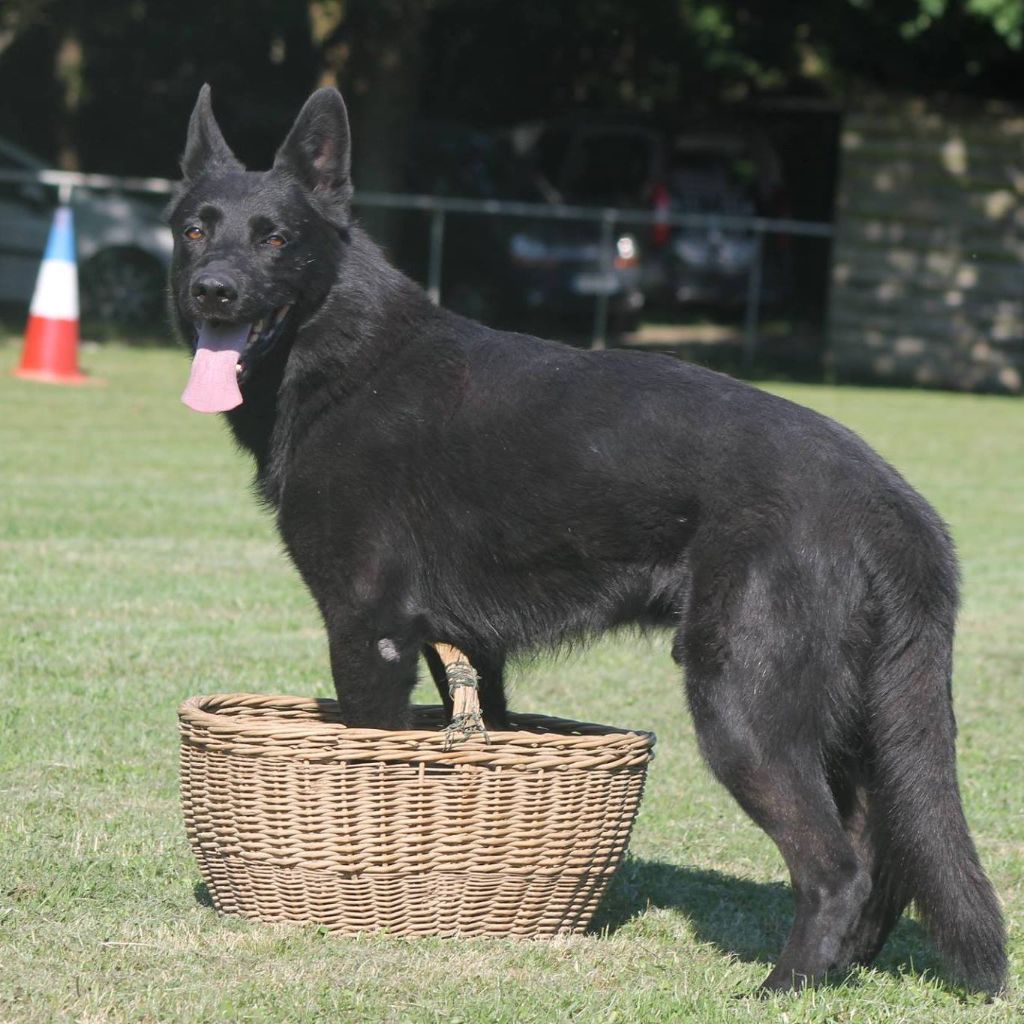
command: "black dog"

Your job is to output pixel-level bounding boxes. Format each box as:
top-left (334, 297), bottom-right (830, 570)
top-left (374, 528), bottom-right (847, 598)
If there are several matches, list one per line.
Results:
top-left (168, 86), bottom-right (1006, 995)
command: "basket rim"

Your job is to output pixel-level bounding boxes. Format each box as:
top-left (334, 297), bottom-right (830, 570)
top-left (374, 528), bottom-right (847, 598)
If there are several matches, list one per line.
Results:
top-left (179, 692), bottom-right (656, 754)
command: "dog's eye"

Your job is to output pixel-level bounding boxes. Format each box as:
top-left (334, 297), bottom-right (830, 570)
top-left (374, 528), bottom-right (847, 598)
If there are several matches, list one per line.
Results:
top-left (183, 225), bottom-right (205, 241)
top-left (263, 233), bottom-right (287, 248)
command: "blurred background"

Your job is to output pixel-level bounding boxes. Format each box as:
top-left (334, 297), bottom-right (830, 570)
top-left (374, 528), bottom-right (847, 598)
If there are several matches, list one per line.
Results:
top-left (1, 0), bottom-right (1022, 390)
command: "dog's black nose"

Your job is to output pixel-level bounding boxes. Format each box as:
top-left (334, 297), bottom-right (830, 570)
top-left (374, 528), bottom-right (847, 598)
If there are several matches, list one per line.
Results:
top-left (190, 272), bottom-right (239, 310)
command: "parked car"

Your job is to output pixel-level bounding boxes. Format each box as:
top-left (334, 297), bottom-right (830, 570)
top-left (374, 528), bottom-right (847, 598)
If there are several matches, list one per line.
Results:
top-left (662, 131), bottom-right (793, 306)
top-left (519, 118), bottom-right (794, 310)
top-left (0, 136), bottom-right (172, 331)
top-left (517, 118), bottom-right (669, 300)
top-left (523, 119), bottom-right (665, 207)
top-left (377, 123), bottom-right (644, 333)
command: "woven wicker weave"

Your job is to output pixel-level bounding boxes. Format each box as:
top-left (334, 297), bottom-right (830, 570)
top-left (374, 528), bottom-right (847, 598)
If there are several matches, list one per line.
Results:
top-left (179, 693), bottom-right (655, 937)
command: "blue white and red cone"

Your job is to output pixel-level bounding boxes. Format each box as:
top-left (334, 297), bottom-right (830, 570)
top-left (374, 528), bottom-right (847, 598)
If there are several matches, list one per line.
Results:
top-left (14, 206), bottom-right (89, 384)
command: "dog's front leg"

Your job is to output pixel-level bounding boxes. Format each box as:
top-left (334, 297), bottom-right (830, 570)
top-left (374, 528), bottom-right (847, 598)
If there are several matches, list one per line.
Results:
top-left (323, 604), bottom-right (425, 730)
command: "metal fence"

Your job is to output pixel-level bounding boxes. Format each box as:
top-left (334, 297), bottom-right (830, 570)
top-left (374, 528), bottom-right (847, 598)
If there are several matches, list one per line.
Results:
top-left (0, 167), bottom-right (833, 364)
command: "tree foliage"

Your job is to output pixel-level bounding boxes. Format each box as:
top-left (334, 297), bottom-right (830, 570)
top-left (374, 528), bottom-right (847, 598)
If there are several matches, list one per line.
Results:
top-left (906, 0), bottom-right (1023, 48)
top-left (0, 0), bottom-right (1019, 176)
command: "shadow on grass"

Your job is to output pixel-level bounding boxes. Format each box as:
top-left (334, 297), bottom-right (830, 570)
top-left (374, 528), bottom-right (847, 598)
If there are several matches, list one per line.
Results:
top-left (193, 881), bottom-right (214, 908)
top-left (590, 858), bottom-right (944, 985)
top-left (191, 860), bottom-right (947, 989)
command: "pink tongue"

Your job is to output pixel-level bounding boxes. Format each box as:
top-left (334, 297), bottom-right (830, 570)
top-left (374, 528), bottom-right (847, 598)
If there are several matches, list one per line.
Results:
top-left (181, 322), bottom-right (252, 413)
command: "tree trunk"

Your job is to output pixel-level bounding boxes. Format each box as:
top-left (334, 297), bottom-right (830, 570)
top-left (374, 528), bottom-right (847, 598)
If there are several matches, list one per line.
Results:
top-left (54, 29), bottom-right (83, 171)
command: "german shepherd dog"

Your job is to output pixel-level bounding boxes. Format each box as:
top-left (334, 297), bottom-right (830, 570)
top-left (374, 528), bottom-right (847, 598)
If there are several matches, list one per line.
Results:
top-left (169, 86), bottom-right (1006, 995)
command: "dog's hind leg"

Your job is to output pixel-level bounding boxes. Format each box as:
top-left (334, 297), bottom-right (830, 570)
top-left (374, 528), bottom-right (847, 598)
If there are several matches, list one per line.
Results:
top-left (830, 773), bottom-right (912, 969)
top-left (685, 668), bottom-right (871, 990)
top-left (678, 574), bottom-right (871, 991)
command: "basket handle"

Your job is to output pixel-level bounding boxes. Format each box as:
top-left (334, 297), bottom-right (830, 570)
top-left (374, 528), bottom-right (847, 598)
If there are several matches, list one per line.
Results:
top-left (433, 643), bottom-right (491, 748)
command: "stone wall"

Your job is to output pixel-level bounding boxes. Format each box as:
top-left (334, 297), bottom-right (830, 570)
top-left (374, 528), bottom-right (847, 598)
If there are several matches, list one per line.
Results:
top-left (828, 96), bottom-right (1024, 393)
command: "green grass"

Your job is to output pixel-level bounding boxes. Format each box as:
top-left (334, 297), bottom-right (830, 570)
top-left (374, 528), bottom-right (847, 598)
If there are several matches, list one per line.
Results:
top-left (1, 342), bottom-right (1021, 1023)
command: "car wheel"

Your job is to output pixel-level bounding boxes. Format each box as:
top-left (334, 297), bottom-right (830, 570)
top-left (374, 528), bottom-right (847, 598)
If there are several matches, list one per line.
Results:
top-left (79, 247), bottom-right (166, 336)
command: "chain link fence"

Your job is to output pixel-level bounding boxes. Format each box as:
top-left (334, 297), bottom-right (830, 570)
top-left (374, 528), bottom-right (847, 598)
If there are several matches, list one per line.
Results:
top-left (0, 168), bottom-right (833, 366)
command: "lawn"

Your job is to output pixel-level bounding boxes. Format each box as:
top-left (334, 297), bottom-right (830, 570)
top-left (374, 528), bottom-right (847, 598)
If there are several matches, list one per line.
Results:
top-left (1, 342), bottom-right (1021, 1024)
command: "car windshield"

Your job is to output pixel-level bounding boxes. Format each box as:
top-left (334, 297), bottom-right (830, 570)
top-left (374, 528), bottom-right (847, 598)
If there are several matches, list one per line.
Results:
top-left (560, 134), bottom-right (653, 207)
top-left (668, 149), bottom-right (756, 213)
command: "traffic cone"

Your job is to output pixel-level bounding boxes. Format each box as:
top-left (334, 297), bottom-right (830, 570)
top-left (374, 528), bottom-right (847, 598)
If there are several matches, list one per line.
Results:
top-left (14, 206), bottom-right (91, 385)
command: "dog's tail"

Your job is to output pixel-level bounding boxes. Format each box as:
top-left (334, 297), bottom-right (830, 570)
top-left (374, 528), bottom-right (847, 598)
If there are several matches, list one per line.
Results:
top-left (866, 527), bottom-right (1006, 995)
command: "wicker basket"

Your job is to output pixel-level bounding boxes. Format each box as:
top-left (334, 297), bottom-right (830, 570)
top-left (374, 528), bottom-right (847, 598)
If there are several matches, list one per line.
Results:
top-left (179, 693), bottom-right (655, 937)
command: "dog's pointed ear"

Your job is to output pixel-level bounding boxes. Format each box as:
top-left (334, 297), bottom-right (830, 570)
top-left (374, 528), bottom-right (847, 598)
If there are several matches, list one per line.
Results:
top-left (181, 84), bottom-right (243, 181)
top-left (273, 88), bottom-right (352, 223)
